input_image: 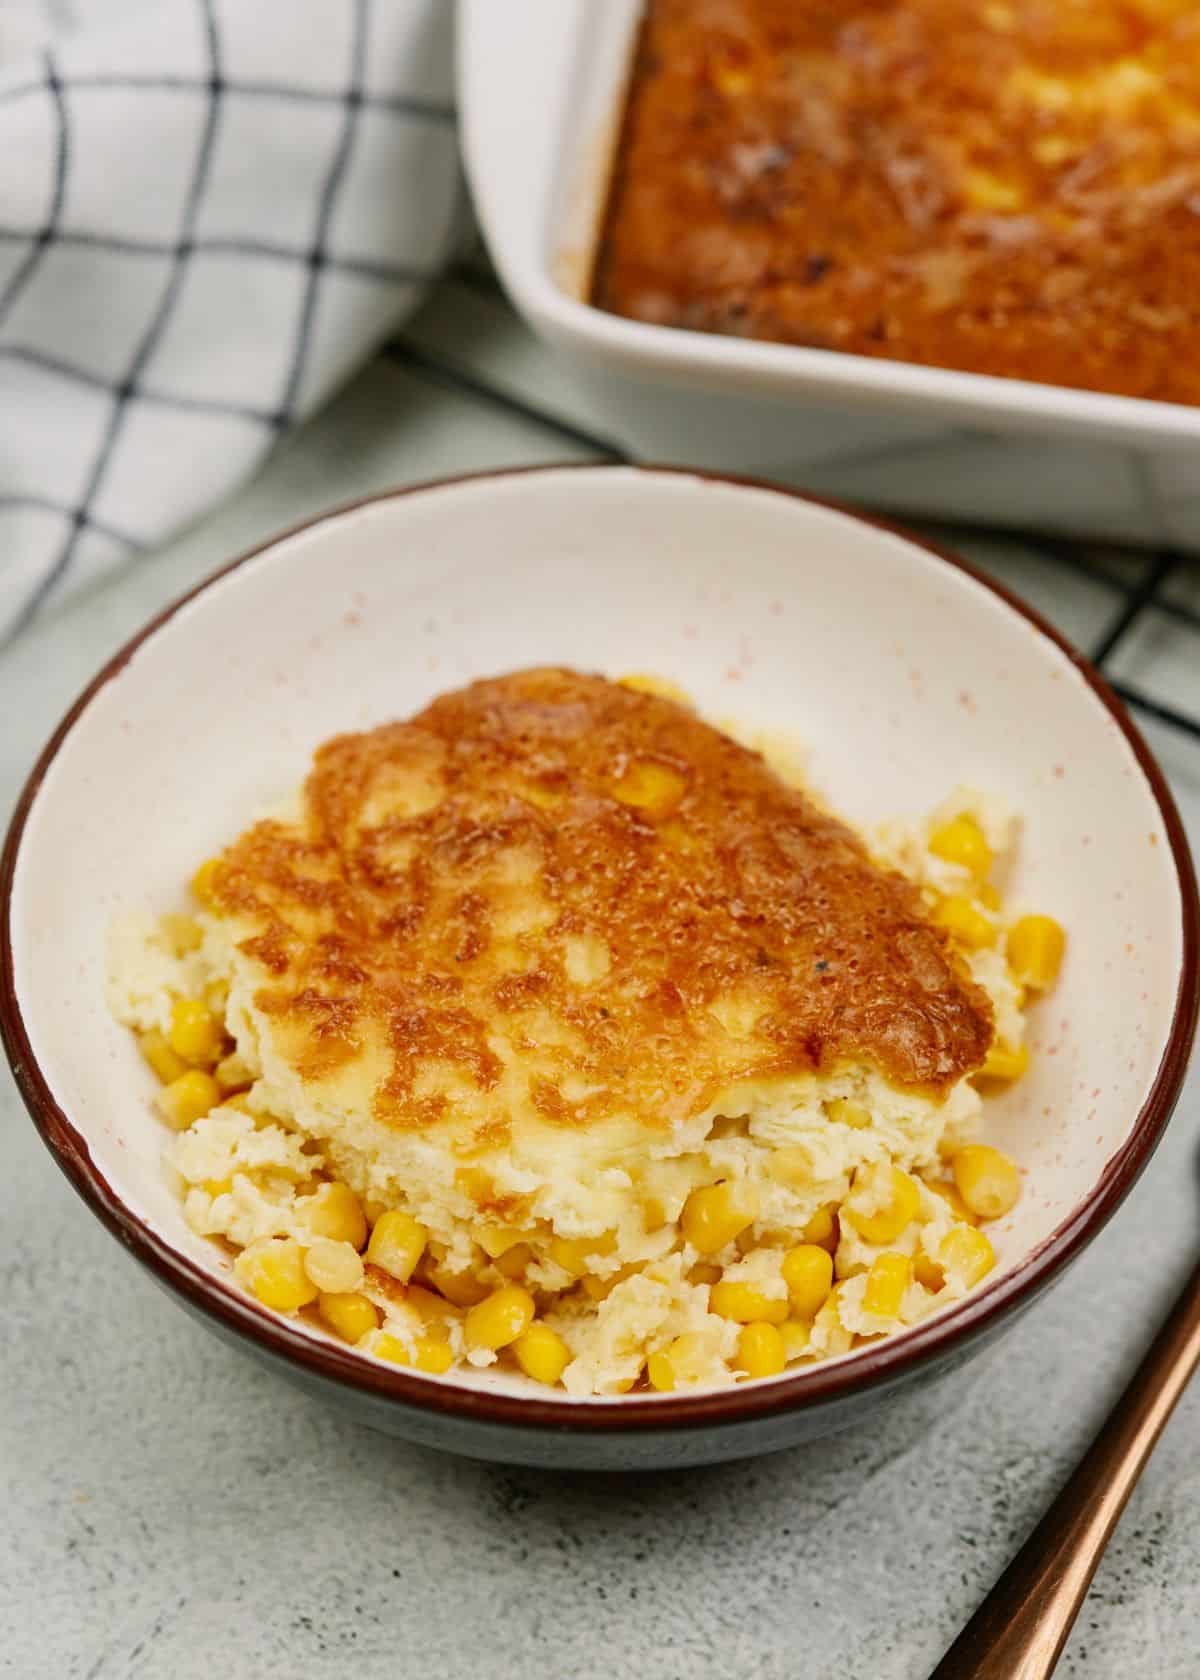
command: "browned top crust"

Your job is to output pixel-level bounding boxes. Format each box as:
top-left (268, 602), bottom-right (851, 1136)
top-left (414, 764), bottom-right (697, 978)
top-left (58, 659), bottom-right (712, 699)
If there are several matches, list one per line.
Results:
top-left (594, 0), bottom-right (1200, 405)
top-left (209, 669), bottom-right (992, 1139)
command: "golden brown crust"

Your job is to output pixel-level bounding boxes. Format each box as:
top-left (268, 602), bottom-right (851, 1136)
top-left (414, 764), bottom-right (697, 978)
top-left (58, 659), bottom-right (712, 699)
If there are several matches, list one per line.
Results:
top-left (594, 0), bottom-right (1200, 404)
top-left (209, 670), bottom-right (992, 1137)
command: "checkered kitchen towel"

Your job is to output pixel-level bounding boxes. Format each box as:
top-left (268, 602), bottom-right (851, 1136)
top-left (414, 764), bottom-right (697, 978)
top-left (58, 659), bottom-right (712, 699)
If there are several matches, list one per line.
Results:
top-left (0, 0), bottom-right (462, 643)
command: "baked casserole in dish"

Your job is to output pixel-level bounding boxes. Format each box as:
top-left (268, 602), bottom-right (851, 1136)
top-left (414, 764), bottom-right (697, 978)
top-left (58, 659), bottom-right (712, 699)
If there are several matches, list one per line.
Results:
top-left (462, 2), bottom-right (1200, 551)
top-left (595, 0), bottom-right (1200, 405)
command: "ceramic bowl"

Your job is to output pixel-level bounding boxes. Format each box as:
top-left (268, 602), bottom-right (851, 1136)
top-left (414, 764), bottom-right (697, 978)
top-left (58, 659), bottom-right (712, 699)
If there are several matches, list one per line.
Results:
top-left (2, 465), bottom-right (1196, 1469)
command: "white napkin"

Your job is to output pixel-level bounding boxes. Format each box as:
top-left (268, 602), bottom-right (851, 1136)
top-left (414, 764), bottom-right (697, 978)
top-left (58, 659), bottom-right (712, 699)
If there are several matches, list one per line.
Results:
top-left (0, 0), bottom-right (462, 643)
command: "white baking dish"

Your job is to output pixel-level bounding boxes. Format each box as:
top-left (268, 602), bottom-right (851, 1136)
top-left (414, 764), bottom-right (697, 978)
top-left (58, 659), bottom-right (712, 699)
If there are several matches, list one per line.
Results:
top-left (458, 0), bottom-right (1200, 550)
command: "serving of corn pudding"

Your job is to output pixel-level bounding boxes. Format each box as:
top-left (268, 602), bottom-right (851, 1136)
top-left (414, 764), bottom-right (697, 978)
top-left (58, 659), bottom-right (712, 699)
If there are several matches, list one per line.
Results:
top-left (107, 669), bottom-right (1065, 1397)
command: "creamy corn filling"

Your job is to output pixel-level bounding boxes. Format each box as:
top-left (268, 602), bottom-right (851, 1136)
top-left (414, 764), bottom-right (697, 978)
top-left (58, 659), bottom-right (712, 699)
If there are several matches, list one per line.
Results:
top-left (109, 753), bottom-right (1065, 1397)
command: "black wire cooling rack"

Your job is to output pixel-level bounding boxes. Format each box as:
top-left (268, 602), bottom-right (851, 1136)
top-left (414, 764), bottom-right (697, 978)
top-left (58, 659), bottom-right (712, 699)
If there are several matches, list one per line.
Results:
top-left (387, 260), bottom-right (1200, 747)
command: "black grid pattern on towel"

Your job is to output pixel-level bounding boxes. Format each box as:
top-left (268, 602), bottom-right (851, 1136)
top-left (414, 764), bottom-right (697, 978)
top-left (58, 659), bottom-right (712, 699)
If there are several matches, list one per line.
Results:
top-left (273, 0), bottom-right (370, 427)
top-left (0, 51), bottom-right (68, 321)
top-left (0, 0), bottom-right (453, 644)
top-left (7, 0), bottom-right (227, 637)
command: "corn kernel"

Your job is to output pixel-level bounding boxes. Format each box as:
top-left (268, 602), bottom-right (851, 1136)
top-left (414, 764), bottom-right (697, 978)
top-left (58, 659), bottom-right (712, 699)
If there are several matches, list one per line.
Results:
top-left (641, 1195), bottom-right (667, 1232)
top-left (952, 1144), bottom-right (1021, 1220)
top-left (415, 1338), bottom-right (456, 1374)
top-left (646, 1350), bottom-right (676, 1392)
top-left (659, 819), bottom-right (697, 856)
top-left (1007, 915), bottom-right (1066, 991)
top-left (493, 1242), bottom-right (535, 1280)
top-left (781, 1244), bottom-right (835, 1318)
top-left (926, 1179), bottom-right (978, 1225)
top-left (913, 1253), bottom-right (945, 1292)
top-left (979, 883), bottom-right (1002, 911)
top-left (297, 1181), bottom-right (368, 1250)
top-left (454, 1166), bottom-right (492, 1204)
top-left (933, 895), bottom-right (997, 950)
top-left (929, 815), bottom-right (992, 881)
top-left (963, 166), bottom-right (1025, 211)
top-left (203, 1177), bottom-right (233, 1198)
top-left (426, 1263), bottom-right (490, 1309)
top-left (712, 60), bottom-right (753, 98)
top-left (735, 1321), bottom-right (787, 1379)
top-left (844, 1164), bottom-right (922, 1245)
top-left (513, 1323), bottom-right (571, 1386)
top-left (401, 1285), bottom-right (457, 1331)
top-left (373, 1332), bottom-right (454, 1374)
top-left (664, 1333), bottom-right (717, 1386)
top-left (709, 1280), bottom-right (789, 1324)
top-left (303, 1238), bottom-right (365, 1294)
top-left (465, 1285), bottom-right (536, 1352)
top-left (318, 1291), bottom-right (380, 1343)
top-left (803, 1203), bottom-right (839, 1253)
top-left (155, 1068), bottom-right (220, 1130)
top-left (863, 1252), bottom-right (913, 1319)
top-left (160, 913), bottom-right (203, 955)
top-left (213, 1050), bottom-right (253, 1094)
top-left (477, 1223), bottom-right (535, 1260)
top-left (613, 759), bottom-right (687, 814)
top-left (520, 782), bottom-right (564, 812)
top-left (139, 1029), bottom-right (188, 1086)
top-left (617, 673), bottom-right (693, 707)
top-left (826, 1098), bottom-right (872, 1129)
top-left (191, 857), bottom-right (223, 909)
top-left (549, 1231), bottom-right (617, 1277)
top-left (780, 1319), bottom-right (811, 1361)
top-left (688, 1262), bottom-right (723, 1287)
top-left (365, 1210), bottom-right (428, 1282)
top-left (681, 1182), bottom-right (758, 1254)
top-left (940, 1225), bottom-right (996, 1289)
top-left (977, 1040), bottom-right (1030, 1083)
top-left (580, 1268), bottom-right (635, 1302)
top-left (168, 997), bottom-right (225, 1068)
top-left (235, 1238), bottom-right (319, 1312)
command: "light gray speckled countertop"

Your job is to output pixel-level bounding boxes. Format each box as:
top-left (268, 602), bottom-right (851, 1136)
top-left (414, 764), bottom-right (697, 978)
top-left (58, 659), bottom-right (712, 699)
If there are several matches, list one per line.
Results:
top-left (3, 283), bottom-right (1200, 1679)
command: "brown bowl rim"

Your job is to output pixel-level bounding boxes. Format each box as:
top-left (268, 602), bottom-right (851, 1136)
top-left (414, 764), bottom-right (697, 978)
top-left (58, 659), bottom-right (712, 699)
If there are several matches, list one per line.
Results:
top-left (2, 462), bottom-right (1197, 1437)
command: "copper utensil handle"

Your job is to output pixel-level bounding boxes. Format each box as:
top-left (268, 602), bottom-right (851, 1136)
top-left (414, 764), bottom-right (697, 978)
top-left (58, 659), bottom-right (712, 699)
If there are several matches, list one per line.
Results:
top-left (931, 1256), bottom-right (1200, 1680)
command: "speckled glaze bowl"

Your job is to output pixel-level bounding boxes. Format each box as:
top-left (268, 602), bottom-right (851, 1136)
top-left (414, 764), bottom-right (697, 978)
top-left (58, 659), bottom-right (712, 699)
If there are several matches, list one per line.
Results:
top-left (2, 466), bottom-right (1196, 1469)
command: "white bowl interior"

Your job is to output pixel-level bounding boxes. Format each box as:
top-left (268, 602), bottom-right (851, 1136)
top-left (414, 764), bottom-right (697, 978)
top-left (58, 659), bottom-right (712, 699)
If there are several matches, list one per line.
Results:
top-left (9, 467), bottom-right (1187, 1399)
